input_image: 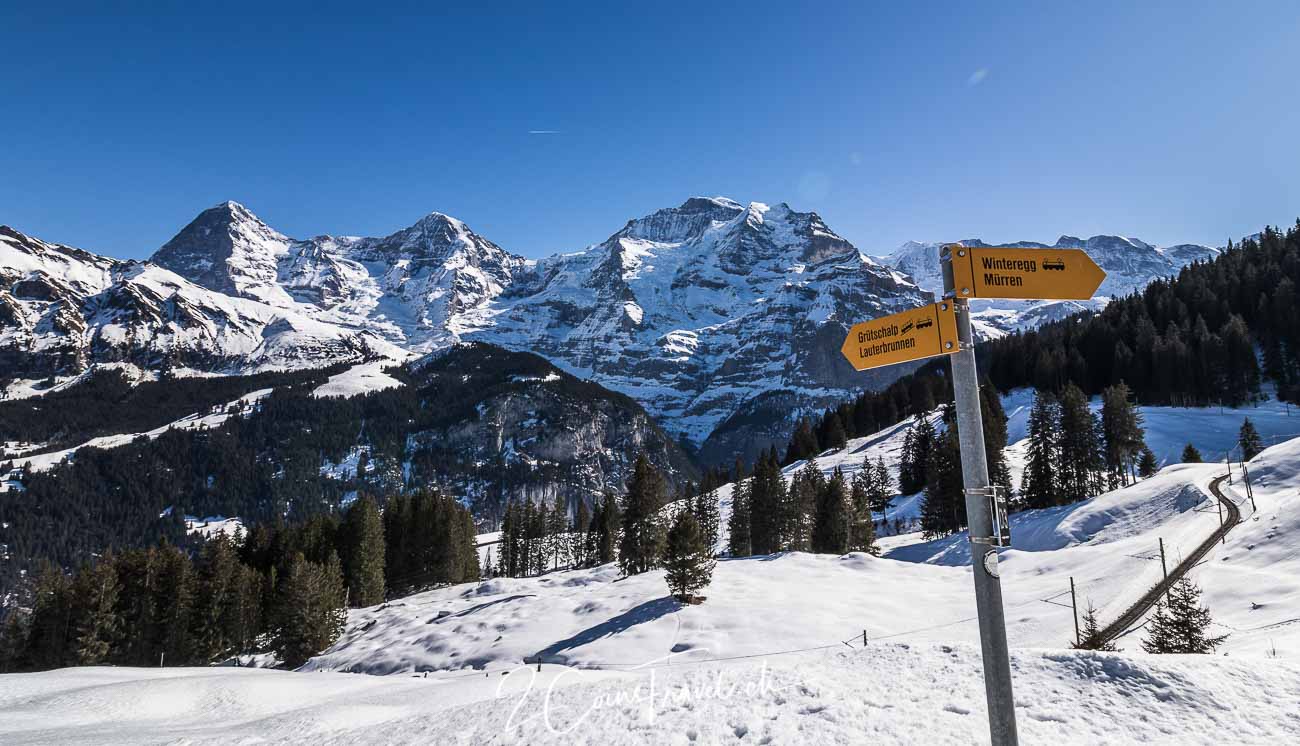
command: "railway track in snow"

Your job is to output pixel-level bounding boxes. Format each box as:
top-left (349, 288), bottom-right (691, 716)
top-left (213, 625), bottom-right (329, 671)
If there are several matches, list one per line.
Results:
top-left (1093, 473), bottom-right (1241, 645)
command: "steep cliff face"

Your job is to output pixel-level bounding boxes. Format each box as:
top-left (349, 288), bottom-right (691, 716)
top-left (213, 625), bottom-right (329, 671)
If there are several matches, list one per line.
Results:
top-left (152, 202), bottom-right (529, 351)
top-left (396, 343), bottom-right (697, 515)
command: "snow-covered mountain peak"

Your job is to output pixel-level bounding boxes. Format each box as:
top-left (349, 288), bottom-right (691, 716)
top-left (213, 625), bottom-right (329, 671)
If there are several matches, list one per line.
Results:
top-left (151, 200), bottom-right (294, 306)
top-left (616, 196), bottom-right (746, 245)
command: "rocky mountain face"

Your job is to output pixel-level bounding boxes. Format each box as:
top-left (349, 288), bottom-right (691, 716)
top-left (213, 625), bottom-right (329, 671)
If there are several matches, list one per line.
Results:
top-left (879, 235), bottom-right (1221, 338)
top-left (3, 199), bottom-right (1223, 467)
top-left (153, 202), bottom-right (528, 350)
top-left (398, 344), bottom-right (696, 514)
top-left (468, 197), bottom-right (931, 459)
top-left (0, 225), bottom-right (396, 377)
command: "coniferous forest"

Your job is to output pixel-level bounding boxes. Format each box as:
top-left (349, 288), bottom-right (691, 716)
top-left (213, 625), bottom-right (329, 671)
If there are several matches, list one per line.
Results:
top-left (0, 492), bottom-right (478, 673)
top-left (0, 344), bottom-right (690, 594)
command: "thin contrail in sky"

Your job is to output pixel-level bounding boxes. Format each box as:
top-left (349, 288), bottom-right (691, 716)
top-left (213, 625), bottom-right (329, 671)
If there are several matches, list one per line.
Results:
top-left (528, 130), bottom-right (561, 134)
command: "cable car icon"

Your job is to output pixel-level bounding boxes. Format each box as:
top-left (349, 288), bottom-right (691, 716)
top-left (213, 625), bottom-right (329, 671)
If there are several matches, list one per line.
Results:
top-left (900, 320), bottom-right (915, 335)
top-left (1043, 258), bottom-right (1066, 271)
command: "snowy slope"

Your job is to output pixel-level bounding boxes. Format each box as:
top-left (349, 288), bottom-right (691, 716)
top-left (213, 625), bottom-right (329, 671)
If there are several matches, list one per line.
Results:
top-left (1190, 437), bottom-right (1300, 657)
top-left (7, 388), bottom-right (273, 472)
top-left (3, 645), bottom-right (1298, 745)
top-left (311, 360), bottom-right (407, 399)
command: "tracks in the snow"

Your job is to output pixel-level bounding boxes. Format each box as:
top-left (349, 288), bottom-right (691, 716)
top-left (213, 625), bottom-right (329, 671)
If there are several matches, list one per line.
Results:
top-left (1093, 474), bottom-right (1242, 645)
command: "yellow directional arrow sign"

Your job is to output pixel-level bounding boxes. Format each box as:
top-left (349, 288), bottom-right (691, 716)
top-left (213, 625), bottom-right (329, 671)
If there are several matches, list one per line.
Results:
top-left (840, 301), bottom-right (960, 371)
top-left (943, 245), bottom-right (1106, 301)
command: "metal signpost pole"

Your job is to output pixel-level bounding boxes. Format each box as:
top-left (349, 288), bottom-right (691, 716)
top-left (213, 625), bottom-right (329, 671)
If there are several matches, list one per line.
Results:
top-left (949, 295), bottom-right (1019, 745)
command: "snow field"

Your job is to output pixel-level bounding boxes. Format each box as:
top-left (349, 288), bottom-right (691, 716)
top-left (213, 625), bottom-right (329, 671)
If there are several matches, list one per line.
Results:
top-left (2, 644), bottom-right (1297, 744)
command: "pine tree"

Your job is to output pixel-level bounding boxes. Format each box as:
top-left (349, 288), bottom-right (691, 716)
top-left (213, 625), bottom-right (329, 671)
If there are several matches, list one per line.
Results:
top-left (1181, 443), bottom-right (1203, 463)
top-left (811, 468), bottom-right (851, 554)
top-left (823, 413), bottom-right (848, 452)
top-left (662, 511), bottom-right (715, 603)
top-left (341, 496), bottom-right (385, 607)
top-left (727, 477), bottom-right (752, 557)
top-left (596, 491), bottom-right (621, 565)
top-left (1101, 382), bottom-right (1145, 488)
top-left (748, 449), bottom-right (788, 554)
top-left (899, 419), bottom-right (937, 495)
top-left (72, 554), bottom-right (121, 665)
top-left (980, 380), bottom-right (1014, 491)
top-left (784, 418), bottom-right (820, 464)
top-left (847, 467), bottom-right (878, 554)
top-left (1238, 417), bottom-right (1264, 460)
top-left (619, 454), bottom-right (666, 575)
top-left (1141, 578), bottom-right (1228, 654)
top-left (921, 424), bottom-right (965, 537)
top-left (1058, 383), bottom-right (1106, 502)
top-left (549, 494), bottom-right (568, 570)
top-left (786, 461), bottom-right (823, 551)
top-left (1021, 390), bottom-right (1060, 509)
top-left (273, 552), bottom-right (348, 668)
top-left (867, 457), bottom-right (893, 518)
top-left (572, 500), bottom-right (592, 567)
top-left (691, 487), bottom-right (720, 555)
top-left (23, 563), bottom-right (74, 670)
top-left (1137, 446), bottom-right (1159, 478)
top-left (0, 611), bottom-right (29, 673)
top-left (1072, 602), bottom-right (1117, 651)
top-left (193, 534), bottom-right (240, 662)
top-left (155, 543), bottom-right (196, 666)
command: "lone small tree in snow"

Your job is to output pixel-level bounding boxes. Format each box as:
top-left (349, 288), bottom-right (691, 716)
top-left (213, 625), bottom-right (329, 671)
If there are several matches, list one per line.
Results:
top-left (1141, 578), bottom-right (1228, 654)
top-left (1238, 418), bottom-right (1264, 461)
top-left (1137, 446), bottom-right (1159, 478)
top-left (1181, 444), bottom-right (1203, 463)
top-left (663, 511), bottom-right (715, 603)
top-left (1072, 602), bottom-right (1117, 651)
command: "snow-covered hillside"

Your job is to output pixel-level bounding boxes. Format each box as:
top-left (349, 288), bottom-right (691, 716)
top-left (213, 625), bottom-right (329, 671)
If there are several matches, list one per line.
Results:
top-left (3, 644), bottom-right (1297, 745)
top-left (6, 401), bottom-right (1300, 743)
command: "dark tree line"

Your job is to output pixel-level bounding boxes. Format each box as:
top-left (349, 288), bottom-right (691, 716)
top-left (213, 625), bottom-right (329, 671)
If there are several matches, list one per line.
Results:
top-left (782, 372), bottom-right (952, 467)
top-left (0, 364), bottom-right (348, 453)
top-left (0, 344), bottom-right (688, 595)
top-left (916, 382), bottom-right (1013, 538)
top-left (495, 491), bottom-right (621, 578)
top-left (1021, 383), bottom-right (1150, 510)
top-left (791, 223), bottom-right (1300, 474)
top-left (980, 228), bottom-right (1300, 406)
top-left (727, 449), bottom-right (877, 557)
top-left (0, 492), bottom-right (478, 673)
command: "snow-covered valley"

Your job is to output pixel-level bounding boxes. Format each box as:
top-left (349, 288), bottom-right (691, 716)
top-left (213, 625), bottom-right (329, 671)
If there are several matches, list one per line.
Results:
top-left (5, 396), bottom-right (1300, 743)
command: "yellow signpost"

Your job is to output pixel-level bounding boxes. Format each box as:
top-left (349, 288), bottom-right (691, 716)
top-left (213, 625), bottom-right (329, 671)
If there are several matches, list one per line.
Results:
top-left (839, 300), bottom-right (959, 371)
top-left (837, 242), bottom-right (1106, 746)
top-left (943, 245), bottom-right (1106, 301)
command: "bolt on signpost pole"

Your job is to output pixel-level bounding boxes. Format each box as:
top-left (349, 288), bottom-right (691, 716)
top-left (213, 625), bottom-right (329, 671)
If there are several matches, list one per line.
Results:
top-left (947, 291), bottom-right (1019, 745)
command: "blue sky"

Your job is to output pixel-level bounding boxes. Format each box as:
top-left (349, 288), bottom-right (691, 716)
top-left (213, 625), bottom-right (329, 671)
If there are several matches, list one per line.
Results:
top-left (3, 1), bottom-right (1299, 259)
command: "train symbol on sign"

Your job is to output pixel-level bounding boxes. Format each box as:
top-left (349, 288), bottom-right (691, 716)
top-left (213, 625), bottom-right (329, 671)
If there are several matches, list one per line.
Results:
top-left (915, 316), bottom-right (934, 330)
top-left (1043, 258), bottom-right (1066, 271)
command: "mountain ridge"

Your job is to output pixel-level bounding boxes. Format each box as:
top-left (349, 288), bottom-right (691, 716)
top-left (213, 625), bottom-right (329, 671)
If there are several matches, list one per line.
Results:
top-left (1, 199), bottom-right (1233, 464)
